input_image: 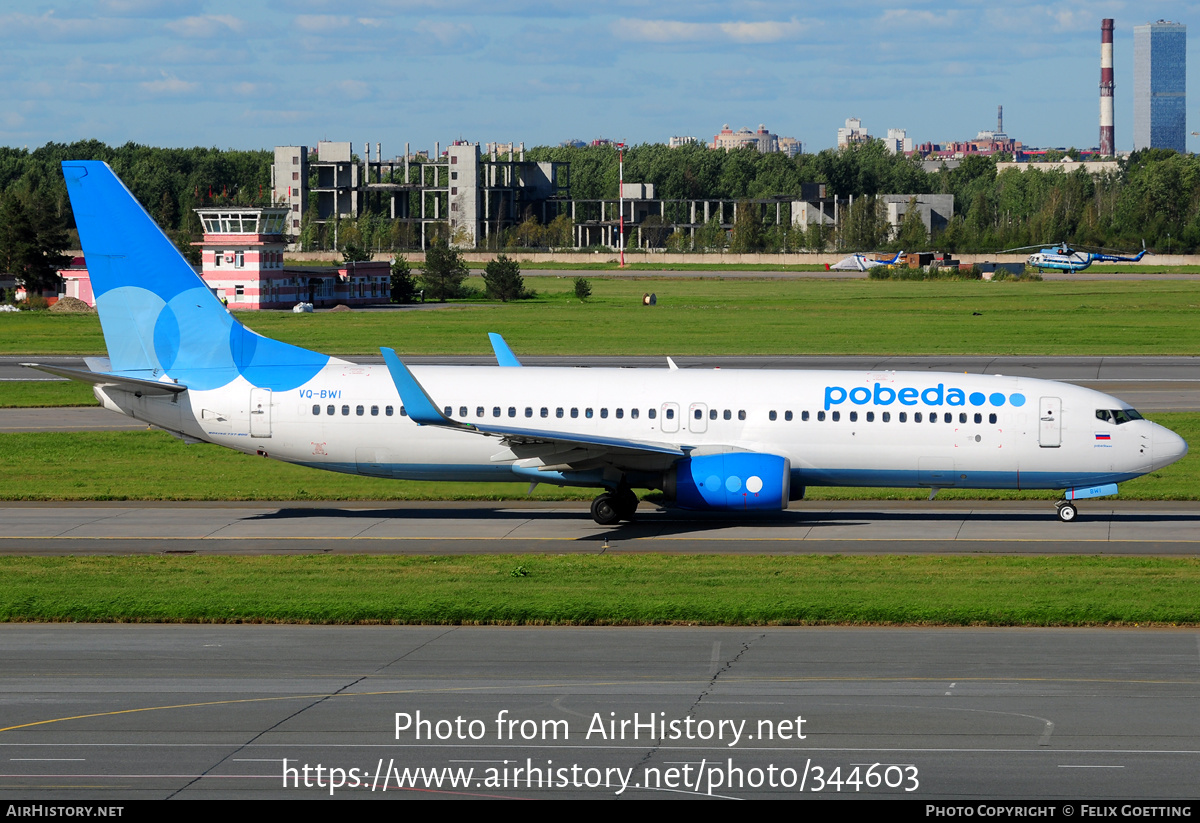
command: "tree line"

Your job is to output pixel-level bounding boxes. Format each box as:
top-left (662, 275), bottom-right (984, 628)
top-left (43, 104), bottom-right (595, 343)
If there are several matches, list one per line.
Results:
top-left (2, 140), bottom-right (1200, 278)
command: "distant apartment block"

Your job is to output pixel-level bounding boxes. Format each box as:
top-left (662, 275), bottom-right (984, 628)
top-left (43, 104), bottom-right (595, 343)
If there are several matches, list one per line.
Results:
top-left (710, 124), bottom-right (799, 154)
top-left (668, 136), bottom-right (698, 148)
top-left (884, 129), bottom-right (913, 155)
top-left (837, 118), bottom-right (870, 148)
top-left (1134, 20), bottom-right (1187, 152)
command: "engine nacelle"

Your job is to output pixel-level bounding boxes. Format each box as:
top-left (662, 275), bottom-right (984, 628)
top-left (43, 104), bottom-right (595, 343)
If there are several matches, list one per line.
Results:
top-left (665, 453), bottom-right (791, 511)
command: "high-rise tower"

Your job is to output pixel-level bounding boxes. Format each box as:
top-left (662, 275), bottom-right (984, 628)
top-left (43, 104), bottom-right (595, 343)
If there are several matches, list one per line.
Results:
top-left (1133, 20), bottom-right (1187, 153)
top-left (1100, 19), bottom-right (1115, 156)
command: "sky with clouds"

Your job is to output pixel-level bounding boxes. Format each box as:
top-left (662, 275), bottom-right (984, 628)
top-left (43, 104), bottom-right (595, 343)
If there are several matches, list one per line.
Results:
top-left (3, 1), bottom-right (1197, 155)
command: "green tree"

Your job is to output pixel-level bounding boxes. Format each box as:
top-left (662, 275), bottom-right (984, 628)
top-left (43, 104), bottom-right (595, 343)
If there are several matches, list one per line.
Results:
top-left (0, 191), bottom-right (71, 295)
top-left (805, 220), bottom-right (830, 252)
top-left (545, 213), bottom-right (574, 247)
top-left (729, 201), bottom-right (764, 252)
top-left (893, 198), bottom-right (929, 250)
top-left (389, 255), bottom-right (416, 303)
top-left (839, 196), bottom-right (886, 250)
top-left (696, 216), bottom-right (727, 250)
top-left (573, 277), bottom-right (592, 300)
top-left (341, 243), bottom-right (372, 262)
top-left (419, 240), bottom-right (469, 301)
top-left (482, 254), bottom-right (528, 301)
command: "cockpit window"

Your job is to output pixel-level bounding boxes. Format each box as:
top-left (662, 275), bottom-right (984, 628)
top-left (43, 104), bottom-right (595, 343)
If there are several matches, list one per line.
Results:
top-left (1096, 408), bottom-right (1144, 425)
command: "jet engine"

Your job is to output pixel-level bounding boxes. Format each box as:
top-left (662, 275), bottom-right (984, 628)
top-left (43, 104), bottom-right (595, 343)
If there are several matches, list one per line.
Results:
top-left (664, 453), bottom-right (791, 511)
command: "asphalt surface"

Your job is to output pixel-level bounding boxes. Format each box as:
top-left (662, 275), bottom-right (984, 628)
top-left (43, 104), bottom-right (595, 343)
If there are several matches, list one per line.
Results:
top-left (1, 625), bottom-right (1197, 800)
top-left (3, 500), bottom-right (1199, 556)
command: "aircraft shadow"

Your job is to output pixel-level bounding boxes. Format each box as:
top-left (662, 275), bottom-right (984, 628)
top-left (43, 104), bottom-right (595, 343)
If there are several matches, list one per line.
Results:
top-left (244, 505), bottom-right (1200, 540)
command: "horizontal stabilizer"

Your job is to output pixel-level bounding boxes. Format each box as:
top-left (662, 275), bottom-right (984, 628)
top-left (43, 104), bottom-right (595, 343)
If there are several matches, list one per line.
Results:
top-left (21, 363), bottom-right (187, 395)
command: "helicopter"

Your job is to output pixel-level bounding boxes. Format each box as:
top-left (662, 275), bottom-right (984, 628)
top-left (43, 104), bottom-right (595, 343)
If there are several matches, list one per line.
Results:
top-left (1005, 241), bottom-right (1147, 273)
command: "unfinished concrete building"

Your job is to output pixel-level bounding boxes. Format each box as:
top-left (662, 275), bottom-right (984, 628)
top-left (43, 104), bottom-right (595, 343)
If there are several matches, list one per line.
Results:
top-left (272, 140), bottom-right (569, 249)
top-left (272, 140), bottom-right (950, 251)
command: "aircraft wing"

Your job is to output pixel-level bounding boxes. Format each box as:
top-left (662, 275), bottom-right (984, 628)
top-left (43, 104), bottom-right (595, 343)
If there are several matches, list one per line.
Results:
top-left (380, 347), bottom-right (687, 469)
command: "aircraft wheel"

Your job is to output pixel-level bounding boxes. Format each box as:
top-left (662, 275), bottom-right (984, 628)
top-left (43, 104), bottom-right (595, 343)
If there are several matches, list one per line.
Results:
top-left (1056, 501), bottom-right (1078, 523)
top-left (591, 493), bottom-right (621, 526)
top-left (614, 489), bottom-right (639, 521)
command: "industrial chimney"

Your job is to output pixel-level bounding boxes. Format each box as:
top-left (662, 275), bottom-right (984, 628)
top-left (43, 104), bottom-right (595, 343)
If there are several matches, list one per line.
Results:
top-left (1100, 18), bottom-right (1115, 155)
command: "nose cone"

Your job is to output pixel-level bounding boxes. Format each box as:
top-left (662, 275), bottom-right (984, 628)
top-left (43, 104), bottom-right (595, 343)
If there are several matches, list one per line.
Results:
top-left (1151, 424), bottom-right (1189, 471)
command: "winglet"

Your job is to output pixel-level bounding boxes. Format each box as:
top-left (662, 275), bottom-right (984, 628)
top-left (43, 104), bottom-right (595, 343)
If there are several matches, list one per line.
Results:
top-left (667, 357), bottom-right (679, 370)
top-left (380, 347), bottom-right (472, 429)
top-left (488, 333), bottom-right (522, 367)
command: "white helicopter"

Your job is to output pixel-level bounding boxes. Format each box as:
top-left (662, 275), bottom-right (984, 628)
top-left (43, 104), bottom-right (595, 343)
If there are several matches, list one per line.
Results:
top-left (1010, 241), bottom-right (1147, 273)
top-left (826, 250), bottom-right (905, 271)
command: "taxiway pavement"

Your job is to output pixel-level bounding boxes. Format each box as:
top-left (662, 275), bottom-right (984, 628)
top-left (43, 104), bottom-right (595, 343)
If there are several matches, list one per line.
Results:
top-left (3, 500), bottom-right (1199, 556)
top-left (1, 625), bottom-right (1196, 800)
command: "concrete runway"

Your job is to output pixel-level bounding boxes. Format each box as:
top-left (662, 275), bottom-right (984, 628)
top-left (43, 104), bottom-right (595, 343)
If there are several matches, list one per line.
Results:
top-left (1, 625), bottom-right (1197, 800)
top-left (4, 500), bottom-right (1200, 556)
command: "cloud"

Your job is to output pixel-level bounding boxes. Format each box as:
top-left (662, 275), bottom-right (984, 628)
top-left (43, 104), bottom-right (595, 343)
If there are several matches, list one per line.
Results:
top-left (140, 71), bottom-right (199, 94)
top-left (98, 0), bottom-right (204, 17)
top-left (0, 11), bottom-right (136, 43)
top-left (879, 9), bottom-right (961, 27)
top-left (612, 17), bottom-right (808, 44)
top-left (164, 15), bottom-right (246, 38)
top-left (412, 19), bottom-right (482, 49)
top-left (335, 80), bottom-right (371, 100)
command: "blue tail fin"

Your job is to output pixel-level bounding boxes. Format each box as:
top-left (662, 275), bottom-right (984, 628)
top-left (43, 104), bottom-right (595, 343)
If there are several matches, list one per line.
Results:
top-left (62, 161), bottom-right (329, 392)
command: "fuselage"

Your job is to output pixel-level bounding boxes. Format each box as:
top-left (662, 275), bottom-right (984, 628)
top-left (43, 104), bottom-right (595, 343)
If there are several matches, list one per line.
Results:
top-left (94, 365), bottom-right (1187, 494)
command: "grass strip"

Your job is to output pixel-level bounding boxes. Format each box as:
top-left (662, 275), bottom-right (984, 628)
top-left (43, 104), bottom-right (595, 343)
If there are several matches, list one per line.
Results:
top-left (3, 279), bottom-right (1199, 356)
top-left (0, 412), bottom-right (1194, 501)
top-left (0, 380), bottom-right (97, 408)
top-left (2, 555), bottom-right (1197, 626)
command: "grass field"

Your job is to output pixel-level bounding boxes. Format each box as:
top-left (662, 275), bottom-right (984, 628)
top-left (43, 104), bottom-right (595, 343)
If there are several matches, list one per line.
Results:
top-left (0, 380), bottom-right (96, 408)
top-left (2, 277), bottom-right (1199, 356)
top-left (1, 412), bottom-right (1194, 501)
top-left (2, 554), bottom-right (1197, 626)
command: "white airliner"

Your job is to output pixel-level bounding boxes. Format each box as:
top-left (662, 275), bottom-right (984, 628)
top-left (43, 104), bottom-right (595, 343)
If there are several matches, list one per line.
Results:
top-left (27, 162), bottom-right (1188, 525)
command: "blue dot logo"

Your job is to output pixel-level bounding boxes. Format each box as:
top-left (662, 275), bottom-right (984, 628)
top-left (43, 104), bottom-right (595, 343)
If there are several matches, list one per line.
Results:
top-left (969, 392), bottom-right (986, 406)
top-left (1009, 393), bottom-right (1026, 407)
top-left (989, 392), bottom-right (1006, 407)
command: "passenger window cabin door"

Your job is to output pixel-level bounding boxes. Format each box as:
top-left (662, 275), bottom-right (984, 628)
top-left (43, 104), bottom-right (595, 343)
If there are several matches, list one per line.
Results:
top-left (250, 388), bottom-right (272, 438)
top-left (660, 402), bottom-right (679, 433)
top-left (1038, 396), bottom-right (1060, 448)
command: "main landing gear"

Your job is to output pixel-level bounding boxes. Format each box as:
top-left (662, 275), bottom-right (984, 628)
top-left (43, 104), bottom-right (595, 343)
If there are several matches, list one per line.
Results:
top-left (1055, 500), bottom-right (1078, 523)
top-left (591, 488), bottom-right (639, 526)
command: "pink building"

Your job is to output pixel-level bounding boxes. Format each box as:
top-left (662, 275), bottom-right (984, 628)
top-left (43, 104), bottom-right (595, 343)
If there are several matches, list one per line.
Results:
top-left (57, 208), bottom-right (391, 309)
top-left (59, 256), bottom-right (92, 304)
top-left (196, 207), bottom-right (389, 309)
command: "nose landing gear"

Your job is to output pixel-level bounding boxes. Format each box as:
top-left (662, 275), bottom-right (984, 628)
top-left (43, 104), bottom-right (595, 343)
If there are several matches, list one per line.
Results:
top-left (1055, 500), bottom-right (1078, 522)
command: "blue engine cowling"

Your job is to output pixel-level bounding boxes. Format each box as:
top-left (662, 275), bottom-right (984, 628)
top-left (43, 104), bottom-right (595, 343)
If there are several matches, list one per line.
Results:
top-left (666, 453), bottom-right (791, 511)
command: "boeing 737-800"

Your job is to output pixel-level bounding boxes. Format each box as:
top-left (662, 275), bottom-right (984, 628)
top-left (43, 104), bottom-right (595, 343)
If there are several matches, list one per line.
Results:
top-left (26, 162), bottom-right (1189, 525)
